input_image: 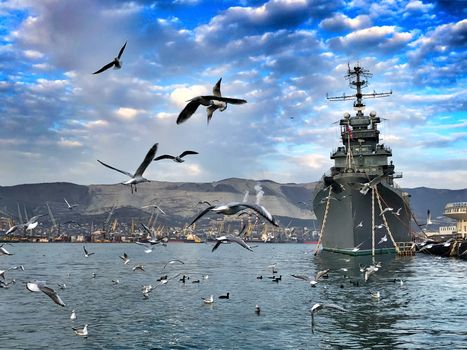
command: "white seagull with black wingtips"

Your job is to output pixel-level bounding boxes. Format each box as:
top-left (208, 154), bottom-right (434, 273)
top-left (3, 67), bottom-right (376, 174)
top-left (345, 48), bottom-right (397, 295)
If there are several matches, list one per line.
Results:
top-left (97, 143), bottom-right (158, 194)
top-left (176, 78), bottom-right (247, 124)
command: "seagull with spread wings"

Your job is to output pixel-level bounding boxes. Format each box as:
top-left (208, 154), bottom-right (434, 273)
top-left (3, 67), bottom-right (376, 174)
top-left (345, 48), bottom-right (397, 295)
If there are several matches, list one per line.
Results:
top-left (176, 78), bottom-right (247, 124)
top-left (64, 198), bottom-right (79, 210)
top-left (154, 150), bottom-right (198, 163)
top-left (93, 41), bottom-right (127, 74)
top-left (189, 202), bottom-right (279, 227)
top-left (97, 143), bottom-right (158, 193)
top-left (6, 214), bottom-right (46, 235)
top-left (26, 281), bottom-right (66, 307)
top-left (310, 303), bottom-right (347, 333)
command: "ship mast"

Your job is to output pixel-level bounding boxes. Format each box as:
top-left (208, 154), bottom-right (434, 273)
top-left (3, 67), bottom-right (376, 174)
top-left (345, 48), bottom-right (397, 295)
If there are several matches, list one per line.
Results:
top-left (327, 64), bottom-right (392, 172)
top-left (327, 64), bottom-right (392, 111)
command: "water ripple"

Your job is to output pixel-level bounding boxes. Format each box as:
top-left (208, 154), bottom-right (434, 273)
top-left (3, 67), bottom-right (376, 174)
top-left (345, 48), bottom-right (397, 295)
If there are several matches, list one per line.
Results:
top-left (0, 243), bottom-right (466, 349)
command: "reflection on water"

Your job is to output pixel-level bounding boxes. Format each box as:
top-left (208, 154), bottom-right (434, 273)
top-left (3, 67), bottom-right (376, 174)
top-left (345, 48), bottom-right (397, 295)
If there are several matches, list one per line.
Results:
top-left (0, 243), bottom-right (466, 349)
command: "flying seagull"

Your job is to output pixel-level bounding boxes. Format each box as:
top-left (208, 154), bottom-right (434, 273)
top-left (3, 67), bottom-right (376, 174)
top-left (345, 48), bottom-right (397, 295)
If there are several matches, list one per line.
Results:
top-left (189, 202), bottom-right (279, 227)
top-left (139, 224), bottom-right (169, 245)
top-left (120, 253), bottom-right (130, 265)
top-left (393, 207), bottom-right (402, 216)
top-left (64, 198), bottom-right (79, 210)
top-left (154, 150), bottom-right (198, 163)
top-left (176, 78), bottom-right (247, 124)
top-left (378, 234), bottom-right (387, 245)
top-left (291, 269), bottom-right (330, 286)
top-left (6, 214), bottom-right (46, 235)
top-left (379, 207), bottom-right (393, 216)
top-left (212, 234), bottom-right (254, 252)
top-left (374, 224), bottom-right (387, 229)
top-left (163, 259), bottom-right (185, 269)
top-left (93, 41), bottom-right (127, 74)
top-left (132, 264), bottom-right (145, 272)
top-left (359, 174), bottom-right (385, 195)
top-left (83, 246), bottom-right (94, 258)
top-left (0, 244), bottom-right (13, 256)
top-left (141, 204), bottom-right (165, 214)
top-left (26, 281), bottom-right (66, 307)
top-left (97, 143), bottom-right (158, 193)
top-left (352, 241), bottom-right (365, 252)
top-left (135, 241), bottom-right (154, 254)
top-left (310, 303), bottom-right (347, 333)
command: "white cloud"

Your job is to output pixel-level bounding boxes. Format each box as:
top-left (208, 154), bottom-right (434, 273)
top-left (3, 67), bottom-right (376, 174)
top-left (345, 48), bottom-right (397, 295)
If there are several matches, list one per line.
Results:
top-left (23, 49), bottom-right (44, 59)
top-left (319, 13), bottom-right (371, 31)
top-left (58, 138), bottom-right (83, 148)
top-left (114, 107), bottom-right (146, 120)
top-left (170, 85), bottom-right (206, 108)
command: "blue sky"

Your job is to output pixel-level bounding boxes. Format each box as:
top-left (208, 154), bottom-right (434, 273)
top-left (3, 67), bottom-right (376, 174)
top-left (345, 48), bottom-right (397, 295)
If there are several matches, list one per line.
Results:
top-left (0, 0), bottom-right (465, 189)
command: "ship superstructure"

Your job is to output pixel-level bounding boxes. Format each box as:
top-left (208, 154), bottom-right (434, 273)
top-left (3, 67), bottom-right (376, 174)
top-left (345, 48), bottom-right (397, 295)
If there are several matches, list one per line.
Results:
top-left (312, 65), bottom-right (412, 255)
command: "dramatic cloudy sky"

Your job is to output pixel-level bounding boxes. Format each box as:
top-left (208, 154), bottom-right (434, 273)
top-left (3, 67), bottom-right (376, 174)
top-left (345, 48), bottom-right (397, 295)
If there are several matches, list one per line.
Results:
top-left (0, 0), bottom-right (465, 189)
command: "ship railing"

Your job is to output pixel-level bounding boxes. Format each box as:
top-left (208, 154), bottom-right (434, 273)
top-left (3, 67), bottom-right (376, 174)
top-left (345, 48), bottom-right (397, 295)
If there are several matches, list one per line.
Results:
top-left (396, 241), bottom-right (416, 256)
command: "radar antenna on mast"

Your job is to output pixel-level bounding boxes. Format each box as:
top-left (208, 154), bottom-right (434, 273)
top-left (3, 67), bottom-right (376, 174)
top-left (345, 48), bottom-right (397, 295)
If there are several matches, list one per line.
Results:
top-left (326, 64), bottom-right (392, 110)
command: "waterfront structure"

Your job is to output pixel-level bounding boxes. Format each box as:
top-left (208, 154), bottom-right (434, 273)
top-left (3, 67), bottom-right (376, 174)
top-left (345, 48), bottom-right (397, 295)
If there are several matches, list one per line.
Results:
top-left (313, 65), bottom-right (412, 255)
top-left (443, 202), bottom-right (467, 238)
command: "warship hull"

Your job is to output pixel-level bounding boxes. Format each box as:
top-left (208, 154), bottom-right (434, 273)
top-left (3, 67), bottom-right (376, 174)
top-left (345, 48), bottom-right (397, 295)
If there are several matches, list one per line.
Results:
top-left (313, 174), bottom-right (411, 255)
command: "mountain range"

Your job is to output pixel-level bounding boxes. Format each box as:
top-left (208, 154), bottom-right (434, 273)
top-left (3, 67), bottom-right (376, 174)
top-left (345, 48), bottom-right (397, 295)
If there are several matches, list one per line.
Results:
top-left (0, 179), bottom-right (465, 229)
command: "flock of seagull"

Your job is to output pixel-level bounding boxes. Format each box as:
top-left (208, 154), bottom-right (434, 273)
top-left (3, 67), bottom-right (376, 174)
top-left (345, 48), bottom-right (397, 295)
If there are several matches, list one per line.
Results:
top-left (90, 42), bottom-right (249, 198)
top-left (0, 234), bottom-right (406, 339)
top-left (0, 41), bottom-right (411, 341)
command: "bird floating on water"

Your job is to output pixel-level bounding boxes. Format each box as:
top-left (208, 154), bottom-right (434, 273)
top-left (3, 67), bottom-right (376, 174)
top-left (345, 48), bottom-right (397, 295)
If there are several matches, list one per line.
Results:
top-left (97, 143), bottom-right (158, 194)
top-left (255, 305), bottom-right (261, 315)
top-left (70, 310), bottom-right (76, 320)
top-left (176, 78), bottom-right (247, 125)
top-left (73, 324), bottom-right (88, 337)
top-left (202, 295), bottom-right (214, 304)
top-left (93, 41), bottom-right (127, 74)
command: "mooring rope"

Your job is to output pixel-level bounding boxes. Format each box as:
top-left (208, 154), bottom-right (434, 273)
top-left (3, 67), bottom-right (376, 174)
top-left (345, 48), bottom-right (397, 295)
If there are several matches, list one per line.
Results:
top-left (314, 185), bottom-right (333, 255)
top-left (374, 186), bottom-right (400, 254)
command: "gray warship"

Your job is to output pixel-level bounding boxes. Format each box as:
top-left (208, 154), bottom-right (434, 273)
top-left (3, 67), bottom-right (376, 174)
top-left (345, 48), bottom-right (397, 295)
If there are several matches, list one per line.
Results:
top-left (312, 65), bottom-right (412, 255)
